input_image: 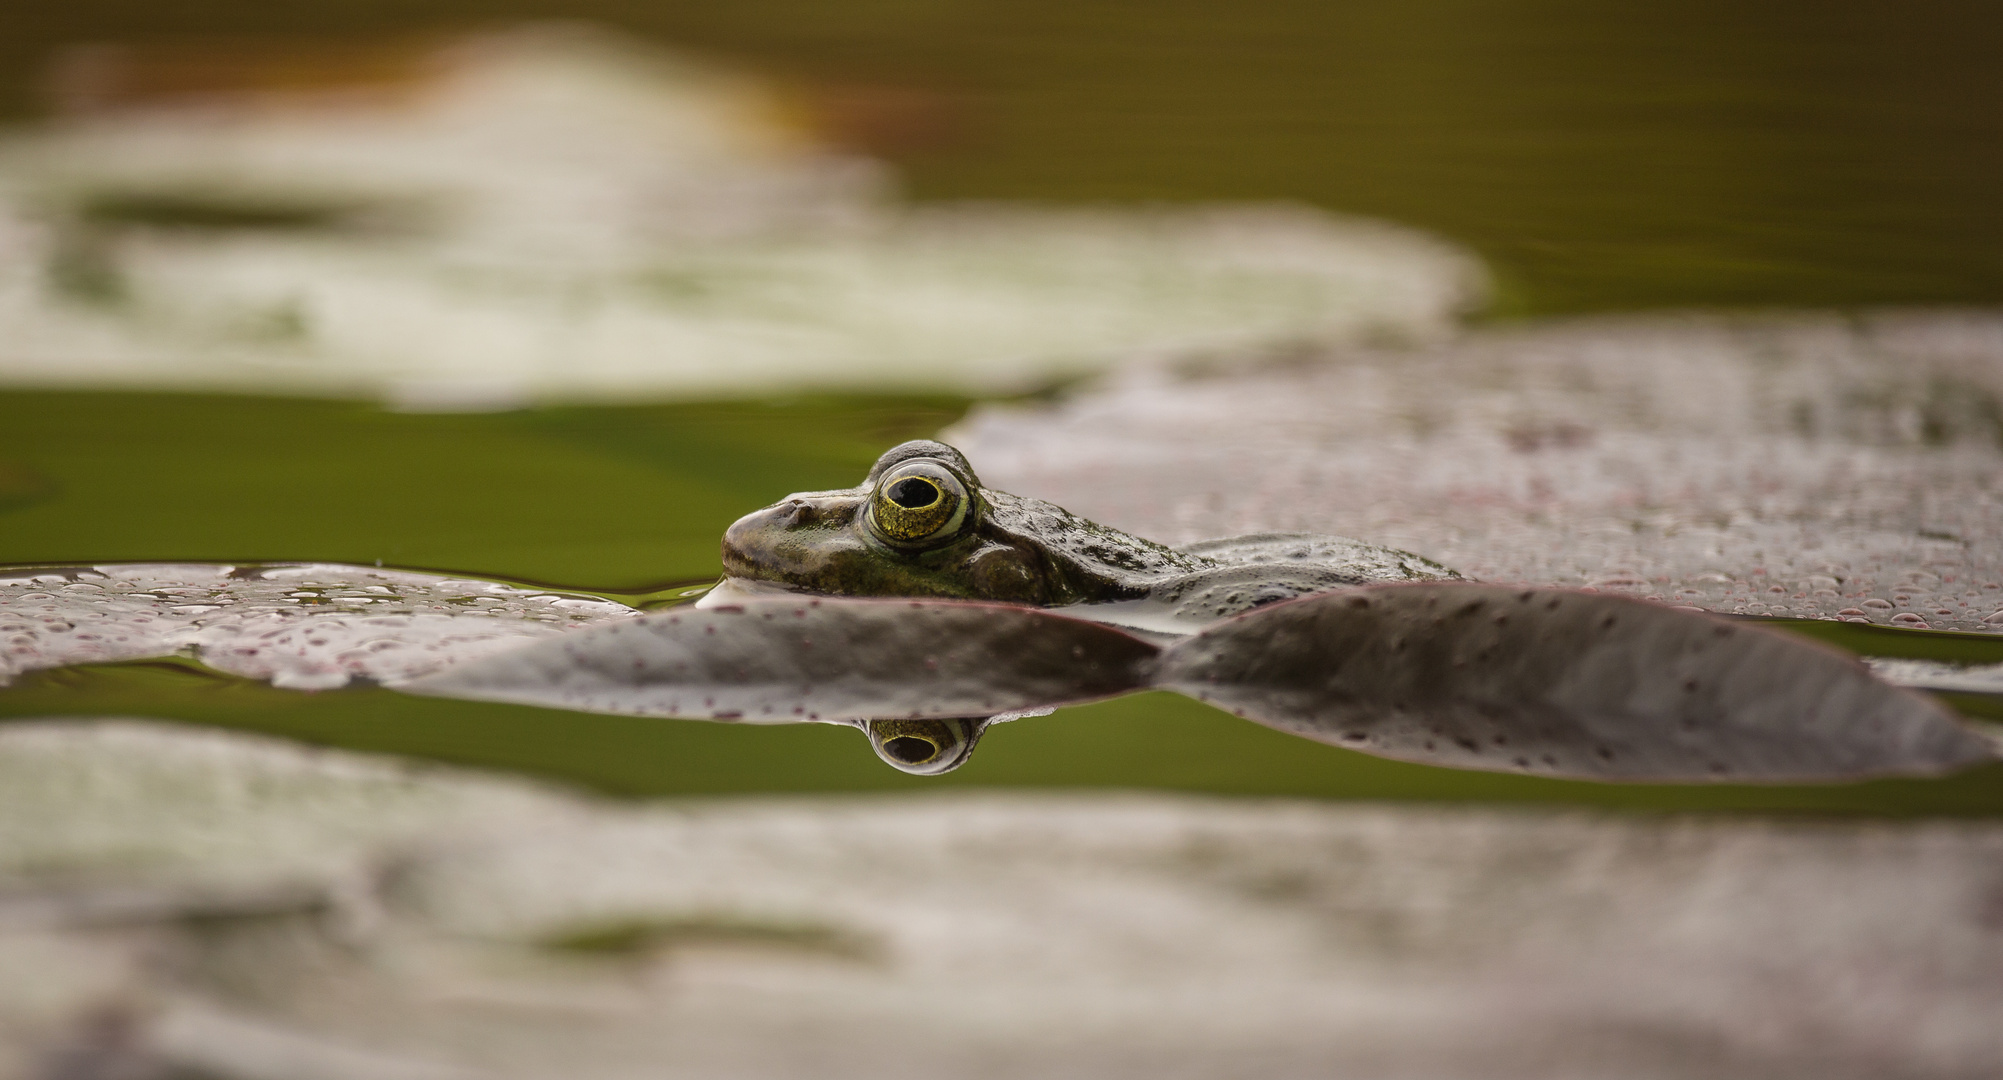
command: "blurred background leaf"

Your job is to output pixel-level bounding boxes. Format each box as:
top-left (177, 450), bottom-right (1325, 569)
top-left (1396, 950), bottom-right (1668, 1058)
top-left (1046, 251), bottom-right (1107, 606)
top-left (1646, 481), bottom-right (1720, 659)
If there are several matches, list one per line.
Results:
top-left (4, 0), bottom-right (1998, 313)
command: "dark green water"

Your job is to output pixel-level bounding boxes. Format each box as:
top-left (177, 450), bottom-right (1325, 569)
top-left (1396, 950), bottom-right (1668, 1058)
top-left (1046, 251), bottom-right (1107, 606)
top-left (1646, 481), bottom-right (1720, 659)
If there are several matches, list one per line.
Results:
top-left (0, 391), bottom-right (964, 586)
top-left (6, 390), bottom-right (2001, 814)
top-left (5, 0), bottom-right (2001, 314)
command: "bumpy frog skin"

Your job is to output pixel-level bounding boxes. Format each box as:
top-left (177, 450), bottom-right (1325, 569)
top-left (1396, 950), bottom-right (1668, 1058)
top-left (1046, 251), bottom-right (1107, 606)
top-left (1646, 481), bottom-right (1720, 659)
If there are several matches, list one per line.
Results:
top-left (720, 441), bottom-right (1206, 606)
top-left (709, 440), bottom-right (1463, 771)
top-left (717, 439), bottom-right (1458, 613)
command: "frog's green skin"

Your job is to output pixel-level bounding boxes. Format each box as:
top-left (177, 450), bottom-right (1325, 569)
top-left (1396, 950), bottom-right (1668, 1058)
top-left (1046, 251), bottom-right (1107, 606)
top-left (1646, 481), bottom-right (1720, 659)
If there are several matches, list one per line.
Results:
top-left (720, 440), bottom-right (1459, 619)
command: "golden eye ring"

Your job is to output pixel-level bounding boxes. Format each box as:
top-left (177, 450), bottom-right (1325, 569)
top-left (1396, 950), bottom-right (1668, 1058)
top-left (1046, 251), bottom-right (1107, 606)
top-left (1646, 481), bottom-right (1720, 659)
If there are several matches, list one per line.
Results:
top-left (868, 462), bottom-right (969, 546)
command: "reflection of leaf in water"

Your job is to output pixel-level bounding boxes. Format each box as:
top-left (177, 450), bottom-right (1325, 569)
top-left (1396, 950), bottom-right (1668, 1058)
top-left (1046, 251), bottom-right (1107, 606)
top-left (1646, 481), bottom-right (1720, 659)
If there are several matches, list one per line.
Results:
top-left (0, 461), bottom-right (54, 515)
top-left (47, 188), bottom-right (420, 308)
top-left (1824, 376), bottom-right (2003, 448)
top-left (405, 597), bottom-right (1157, 724)
top-left (78, 189), bottom-right (365, 231)
top-left (45, 228), bottom-right (127, 306)
top-left (405, 586), bottom-right (1996, 784)
top-left (228, 300), bottom-right (311, 343)
top-left (540, 914), bottom-right (877, 961)
top-left (1918, 377), bottom-right (2003, 448)
top-left (1162, 586), bottom-right (1995, 782)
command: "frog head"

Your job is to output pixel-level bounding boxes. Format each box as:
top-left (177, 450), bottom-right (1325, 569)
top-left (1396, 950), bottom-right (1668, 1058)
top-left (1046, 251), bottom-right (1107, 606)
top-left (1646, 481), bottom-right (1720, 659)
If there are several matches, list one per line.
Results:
top-left (713, 439), bottom-right (1211, 776)
top-left (719, 439), bottom-right (1192, 606)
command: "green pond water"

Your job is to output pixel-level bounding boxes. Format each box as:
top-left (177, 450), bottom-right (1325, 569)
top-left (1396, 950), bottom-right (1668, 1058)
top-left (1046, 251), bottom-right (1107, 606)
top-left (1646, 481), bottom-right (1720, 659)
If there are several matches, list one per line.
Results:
top-left (5, 389), bottom-right (2001, 815)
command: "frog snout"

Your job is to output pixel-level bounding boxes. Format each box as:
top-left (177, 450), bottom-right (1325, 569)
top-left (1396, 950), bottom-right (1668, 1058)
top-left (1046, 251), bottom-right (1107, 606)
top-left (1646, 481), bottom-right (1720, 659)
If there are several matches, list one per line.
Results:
top-left (721, 508), bottom-right (779, 574)
top-left (723, 498), bottom-right (837, 571)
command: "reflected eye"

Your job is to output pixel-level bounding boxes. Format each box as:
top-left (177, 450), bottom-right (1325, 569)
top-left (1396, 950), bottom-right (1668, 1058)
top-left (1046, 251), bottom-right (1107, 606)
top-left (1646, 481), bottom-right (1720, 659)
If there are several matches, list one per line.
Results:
top-left (864, 718), bottom-right (987, 775)
top-left (869, 462), bottom-right (969, 546)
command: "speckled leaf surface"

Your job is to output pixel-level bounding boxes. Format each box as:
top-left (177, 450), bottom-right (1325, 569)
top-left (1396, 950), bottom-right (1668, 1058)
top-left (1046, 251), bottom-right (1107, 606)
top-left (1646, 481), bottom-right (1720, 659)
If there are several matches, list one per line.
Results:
top-left (1157, 583), bottom-right (1994, 781)
top-left (400, 597), bottom-right (1161, 724)
top-left (948, 312), bottom-right (2003, 632)
top-left (0, 563), bottom-right (634, 690)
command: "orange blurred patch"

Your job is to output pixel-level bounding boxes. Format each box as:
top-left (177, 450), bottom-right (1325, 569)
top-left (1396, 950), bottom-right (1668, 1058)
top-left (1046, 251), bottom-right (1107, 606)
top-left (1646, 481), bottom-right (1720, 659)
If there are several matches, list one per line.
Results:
top-left (43, 33), bottom-right (462, 114)
top-left (784, 81), bottom-right (966, 155)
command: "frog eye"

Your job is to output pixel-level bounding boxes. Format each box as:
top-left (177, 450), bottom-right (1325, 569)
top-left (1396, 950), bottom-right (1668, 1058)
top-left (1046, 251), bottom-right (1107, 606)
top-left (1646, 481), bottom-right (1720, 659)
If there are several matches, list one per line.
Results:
top-left (868, 462), bottom-right (969, 546)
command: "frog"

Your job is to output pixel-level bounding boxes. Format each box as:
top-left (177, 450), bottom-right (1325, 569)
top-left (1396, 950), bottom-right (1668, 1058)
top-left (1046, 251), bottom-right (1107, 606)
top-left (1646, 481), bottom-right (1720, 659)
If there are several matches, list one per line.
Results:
top-left (703, 439), bottom-right (1462, 773)
top-left (404, 442), bottom-right (1990, 785)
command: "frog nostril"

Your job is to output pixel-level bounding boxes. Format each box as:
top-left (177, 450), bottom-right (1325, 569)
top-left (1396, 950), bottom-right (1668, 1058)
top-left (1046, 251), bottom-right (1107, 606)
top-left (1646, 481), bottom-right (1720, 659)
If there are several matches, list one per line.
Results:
top-left (882, 736), bottom-right (939, 764)
top-left (773, 500), bottom-right (829, 528)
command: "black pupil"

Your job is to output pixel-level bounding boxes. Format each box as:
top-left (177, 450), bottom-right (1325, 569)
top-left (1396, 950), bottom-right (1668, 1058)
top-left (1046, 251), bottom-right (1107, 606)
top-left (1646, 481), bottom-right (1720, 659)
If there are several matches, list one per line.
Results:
top-left (888, 477), bottom-right (940, 509)
top-left (884, 736), bottom-right (939, 763)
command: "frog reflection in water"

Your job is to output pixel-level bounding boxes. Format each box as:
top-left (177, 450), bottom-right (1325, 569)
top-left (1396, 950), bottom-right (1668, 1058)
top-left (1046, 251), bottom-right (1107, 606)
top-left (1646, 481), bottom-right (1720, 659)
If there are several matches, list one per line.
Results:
top-left (707, 439), bottom-right (1459, 774)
